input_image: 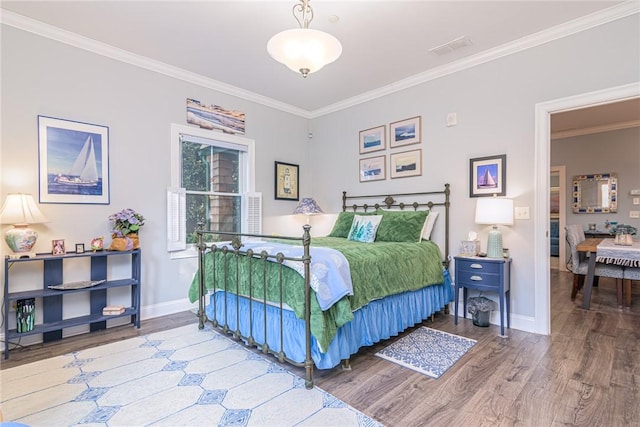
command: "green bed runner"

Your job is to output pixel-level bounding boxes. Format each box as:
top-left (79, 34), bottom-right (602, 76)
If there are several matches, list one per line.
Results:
top-left (188, 237), bottom-right (444, 350)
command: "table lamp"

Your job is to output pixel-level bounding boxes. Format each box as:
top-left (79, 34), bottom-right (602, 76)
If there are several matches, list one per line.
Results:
top-left (293, 197), bottom-right (323, 224)
top-left (0, 193), bottom-right (49, 258)
top-left (475, 196), bottom-right (514, 258)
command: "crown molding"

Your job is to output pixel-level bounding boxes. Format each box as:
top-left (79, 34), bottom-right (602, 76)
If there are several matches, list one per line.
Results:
top-left (0, 9), bottom-right (312, 119)
top-left (2, 1), bottom-right (638, 120)
top-left (311, 1), bottom-right (640, 118)
top-left (551, 119), bottom-right (640, 140)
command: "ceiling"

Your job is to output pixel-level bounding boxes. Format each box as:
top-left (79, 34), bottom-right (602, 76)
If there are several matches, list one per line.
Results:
top-left (2, 0), bottom-right (634, 117)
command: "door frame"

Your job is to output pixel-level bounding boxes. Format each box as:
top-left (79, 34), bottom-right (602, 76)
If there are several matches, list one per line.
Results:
top-left (550, 165), bottom-right (567, 272)
top-left (534, 82), bottom-right (640, 335)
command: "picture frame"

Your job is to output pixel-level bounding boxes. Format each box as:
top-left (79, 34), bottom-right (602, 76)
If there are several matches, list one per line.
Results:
top-left (52, 239), bottom-right (66, 255)
top-left (359, 155), bottom-right (386, 182)
top-left (38, 116), bottom-right (110, 204)
top-left (390, 149), bottom-right (422, 179)
top-left (359, 125), bottom-right (386, 154)
top-left (469, 154), bottom-right (507, 197)
top-left (75, 243), bottom-right (85, 254)
top-left (390, 116), bottom-right (421, 148)
top-left (274, 161), bottom-right (299, 201)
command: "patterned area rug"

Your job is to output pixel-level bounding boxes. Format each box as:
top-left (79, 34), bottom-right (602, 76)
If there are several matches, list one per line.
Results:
top-left (375, 327), bottom-right (476, 379)
top-left (1, 324), bottom-right (382, 426)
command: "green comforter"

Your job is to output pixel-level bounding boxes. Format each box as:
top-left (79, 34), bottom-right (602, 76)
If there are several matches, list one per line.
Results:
top-left (188, 237), bottom-right (444, 350)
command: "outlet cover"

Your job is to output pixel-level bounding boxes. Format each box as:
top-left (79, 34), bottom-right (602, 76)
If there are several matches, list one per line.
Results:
top-left (633, 197), bottom-right (640, 205)
top-left (630, 210), bottom-right (640, 219)
top-left (514, 206), bottom-right (530, 220)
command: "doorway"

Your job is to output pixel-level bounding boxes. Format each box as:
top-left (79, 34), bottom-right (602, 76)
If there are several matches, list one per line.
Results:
top-left (549, 165), bottom-right (566, 273)
top-left (533, 83), bottom-right (640, 336)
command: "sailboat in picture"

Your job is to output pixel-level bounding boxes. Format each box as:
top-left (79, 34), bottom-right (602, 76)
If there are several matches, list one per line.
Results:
top-left (55, 136), bottom-right (99, 186)
top-left (478, 168), bottom-right (497, 188)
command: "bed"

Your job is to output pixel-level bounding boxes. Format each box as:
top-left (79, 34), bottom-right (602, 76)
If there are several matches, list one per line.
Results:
top-left (189, 184), bottom-right (453, 388)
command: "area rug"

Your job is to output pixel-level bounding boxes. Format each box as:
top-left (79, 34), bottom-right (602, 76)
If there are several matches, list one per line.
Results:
top-left (374, 327), bottom-right (476, 379)
top-left (0, 324), bottom-right (382, 427)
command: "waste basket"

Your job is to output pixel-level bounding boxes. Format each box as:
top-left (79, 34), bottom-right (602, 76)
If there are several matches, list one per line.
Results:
top-left (467, 296), bottom-right (497, 327)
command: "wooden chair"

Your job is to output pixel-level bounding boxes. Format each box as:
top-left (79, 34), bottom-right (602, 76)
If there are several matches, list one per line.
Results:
top-left (565, 224), bottom-right (623, 301)
top-left (622, 267), bottom-right (640, 307)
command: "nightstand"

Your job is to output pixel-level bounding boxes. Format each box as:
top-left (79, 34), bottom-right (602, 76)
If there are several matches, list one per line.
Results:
top-left (454, 255), bottom-right (511, 336)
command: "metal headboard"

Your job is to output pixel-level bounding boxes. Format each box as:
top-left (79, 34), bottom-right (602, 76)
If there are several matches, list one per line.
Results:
top-left (341, 183), bottom-right (451, 268)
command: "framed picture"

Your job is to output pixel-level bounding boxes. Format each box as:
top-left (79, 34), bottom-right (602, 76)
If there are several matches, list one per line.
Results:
top-left (469, 154), bottom-right (507, 197)
top-left (359, 155), bottom-right (386, 182)
top-left (274, 161), bottom-right (299, 201)
top-left (359, 125), bottom-right (386, 154)
top-left (38, 116), bottom-right (110, 204)
top-left (390, 149), bottom-right (422, 179)
top-left (390, 116), bottom-right (421, 148)
top-left (75, 243), bottom-right (85, 254)
top-left (52, 239), bottom-right (66, 255)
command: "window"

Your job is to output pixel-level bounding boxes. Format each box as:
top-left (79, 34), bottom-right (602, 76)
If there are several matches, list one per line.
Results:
top-left (169, 124), bottom-right (255, 254)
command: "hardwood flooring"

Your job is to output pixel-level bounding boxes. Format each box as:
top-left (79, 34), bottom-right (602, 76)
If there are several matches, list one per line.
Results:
top-left (2, 271), bottom-right (638, 426)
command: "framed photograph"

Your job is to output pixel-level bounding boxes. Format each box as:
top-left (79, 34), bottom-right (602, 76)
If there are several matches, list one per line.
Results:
top-left (38, 116), bottom-right (110, 204)
top-left (359, 125), bottom-right (386, 154)
top-left (469, 154), bottom-right (507, 197)
top-left (390, 116), bottom-right (421, 148)
top-left (359, 155), bottom-right (386, 182)
top-left (274, 161), bottom-right (299, 201)
top-left (75, 243), bottom-right (85, 254)
top-left (52, 239), bottom-right (66, 255)
top-left (390, 149), bottom-right (422, 179)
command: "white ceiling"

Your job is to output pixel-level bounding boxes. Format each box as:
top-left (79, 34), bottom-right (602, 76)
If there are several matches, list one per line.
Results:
top-left (2, 0), bottom-right (634, 117)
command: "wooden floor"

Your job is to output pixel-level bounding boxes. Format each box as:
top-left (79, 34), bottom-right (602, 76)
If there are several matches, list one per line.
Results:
top-left (2, 269), bottom-right (639, 426)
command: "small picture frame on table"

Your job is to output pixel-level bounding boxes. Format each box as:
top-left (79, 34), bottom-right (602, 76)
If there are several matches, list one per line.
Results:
top-left (75, 243), bottom-right (85, 254)
top-left (52, 239), bottom-right (66, 255)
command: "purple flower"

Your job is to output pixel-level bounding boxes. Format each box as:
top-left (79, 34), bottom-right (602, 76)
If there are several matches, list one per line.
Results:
top-left (109, 208), bottom-right (145, 237)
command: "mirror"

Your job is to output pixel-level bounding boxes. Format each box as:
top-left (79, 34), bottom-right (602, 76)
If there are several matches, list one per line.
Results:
top-left (572, 173), bottom-right (617, 213)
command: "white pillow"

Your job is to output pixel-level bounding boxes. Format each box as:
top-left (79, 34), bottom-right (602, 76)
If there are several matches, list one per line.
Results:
top-left (347, 215), bottom-right (383, 243)
top-left (421, 211), bottom-right (439, 240)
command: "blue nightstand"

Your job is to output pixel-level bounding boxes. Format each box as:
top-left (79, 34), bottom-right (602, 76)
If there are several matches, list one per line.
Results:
top-left (454, 256), bottom-right (511, 336)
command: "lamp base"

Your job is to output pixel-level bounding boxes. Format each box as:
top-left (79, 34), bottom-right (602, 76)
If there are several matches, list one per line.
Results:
top-left (5, 225), bottom-right (39, 253)
top-left (486, 226), bottom-right (503, 258)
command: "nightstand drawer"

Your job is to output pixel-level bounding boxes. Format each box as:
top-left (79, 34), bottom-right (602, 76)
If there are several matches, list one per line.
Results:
top-left (455, 269), bottom-right (499, 287)
top-left (455, 258), bottom-right (502, 275)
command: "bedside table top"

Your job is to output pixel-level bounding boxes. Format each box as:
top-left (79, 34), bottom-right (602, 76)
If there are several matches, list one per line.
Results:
top-left (455, 255), bottom-right (511, 263)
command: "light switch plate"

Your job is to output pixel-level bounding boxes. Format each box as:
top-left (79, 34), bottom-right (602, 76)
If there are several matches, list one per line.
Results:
top-left (514, 206), bottom-right (530, 220)
top-left (633, 197), bottom-right (640, 205)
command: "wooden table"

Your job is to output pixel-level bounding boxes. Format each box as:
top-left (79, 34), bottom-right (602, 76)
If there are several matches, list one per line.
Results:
top-left (577, 237), bottom-right (640, 309)
top-left (576, 238), bottom-right (602, 310)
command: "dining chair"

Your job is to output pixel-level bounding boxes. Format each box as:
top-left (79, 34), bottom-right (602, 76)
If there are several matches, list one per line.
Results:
top-left (565, 224), bottom-right (624, 301)
top-left (622, 267), bottom-right (640, 307)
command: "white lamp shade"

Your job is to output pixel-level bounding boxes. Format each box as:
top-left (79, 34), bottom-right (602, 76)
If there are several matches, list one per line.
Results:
top-left (267, 28), bottom-right (342, 75)
top-left (0, 194), bottom-right (48, 225)
top-left (475, 197), bottom-right (514, 226)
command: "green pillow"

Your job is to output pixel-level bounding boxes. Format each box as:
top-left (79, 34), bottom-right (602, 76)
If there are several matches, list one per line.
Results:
top-left (375, 208), bottom-right (430, 242)
top-left (328, 211), bottom-right (374, 238)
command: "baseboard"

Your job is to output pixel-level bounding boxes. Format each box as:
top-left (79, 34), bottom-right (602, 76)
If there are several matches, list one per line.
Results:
top-left (447, 306), bottom-right (538, 335)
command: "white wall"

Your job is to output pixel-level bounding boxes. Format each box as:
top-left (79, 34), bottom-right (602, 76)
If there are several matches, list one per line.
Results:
top-left (0, 26), bottom-right (310, 321)
top-left (1, 13), bottom-right (639, 335)
top-left (309, 15), bottom-right (640, 327)
top-left (552, 127), bottom-right (640, 231)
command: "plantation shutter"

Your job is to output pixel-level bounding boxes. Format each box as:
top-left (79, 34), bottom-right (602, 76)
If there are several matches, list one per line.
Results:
top-left (166, 187), bottom-right (186, 251)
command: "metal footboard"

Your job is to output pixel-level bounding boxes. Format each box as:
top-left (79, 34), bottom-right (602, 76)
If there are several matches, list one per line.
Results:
top-left (196, 224), bottom-right (315, 389)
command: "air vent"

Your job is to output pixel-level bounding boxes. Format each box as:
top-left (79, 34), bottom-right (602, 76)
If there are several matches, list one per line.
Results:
top-left (429, 36), bottom-right (473, 56)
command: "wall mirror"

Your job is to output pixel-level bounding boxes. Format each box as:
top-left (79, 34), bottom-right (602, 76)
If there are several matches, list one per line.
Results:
top-left (572, 173), bottom-right (617, 213)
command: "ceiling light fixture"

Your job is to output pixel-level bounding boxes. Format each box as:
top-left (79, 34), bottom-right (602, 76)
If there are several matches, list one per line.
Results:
top-left (267, 0), bottom-right (342, 78)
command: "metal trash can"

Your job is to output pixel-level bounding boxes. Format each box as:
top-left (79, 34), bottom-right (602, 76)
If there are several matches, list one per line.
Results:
top-left (16, 298), bottom-right (35, 333)
top-left (467, 296), bottom-right (497, 327)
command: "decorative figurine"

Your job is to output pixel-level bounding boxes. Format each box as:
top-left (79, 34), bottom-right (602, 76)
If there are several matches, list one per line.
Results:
top-left (90, 236), bottom-right (104, 252)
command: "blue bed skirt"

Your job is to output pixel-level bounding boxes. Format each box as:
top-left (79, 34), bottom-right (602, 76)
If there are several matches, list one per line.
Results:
top-left (206, 269), bottom-right (454, 369)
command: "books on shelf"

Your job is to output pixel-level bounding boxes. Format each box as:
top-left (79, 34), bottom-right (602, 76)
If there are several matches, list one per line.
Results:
top-left (102, 305), bottom-right (125, 315)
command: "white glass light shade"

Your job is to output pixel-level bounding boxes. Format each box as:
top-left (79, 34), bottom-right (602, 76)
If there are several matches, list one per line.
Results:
top-left (0, 193), bottom-right (48, 254)
top-left (267, 28), bottom-right (342, 77)
top-left (475, 197), bottom-right (513, 258)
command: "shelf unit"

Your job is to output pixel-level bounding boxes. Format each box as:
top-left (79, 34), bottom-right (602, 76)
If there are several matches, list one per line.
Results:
top-left (4, 249), bottom-right (141, 359)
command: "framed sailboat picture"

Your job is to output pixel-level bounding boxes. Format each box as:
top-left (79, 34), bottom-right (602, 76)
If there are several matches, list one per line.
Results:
top-left (38, 116), bottom-right (110, 204)
top-left (469, 154), bottom-right (506, 197)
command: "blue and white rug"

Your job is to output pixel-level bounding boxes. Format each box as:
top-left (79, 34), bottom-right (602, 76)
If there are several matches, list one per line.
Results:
top-left (374, 327), bottom-right (476, 379)
top-left (1, 323), bottom-right (382, 426)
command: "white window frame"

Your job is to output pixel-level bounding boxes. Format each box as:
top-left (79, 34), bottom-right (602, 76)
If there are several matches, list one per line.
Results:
top-left (169, 123), bottom-right (255, 258)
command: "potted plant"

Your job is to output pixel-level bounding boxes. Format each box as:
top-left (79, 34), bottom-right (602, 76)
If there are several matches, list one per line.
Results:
top-left (108, 208), bottom-right (145, 251)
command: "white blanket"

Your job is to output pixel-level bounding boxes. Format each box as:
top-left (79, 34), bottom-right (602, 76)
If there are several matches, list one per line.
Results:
top-left (214, 240), bottom-right (353, 310)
